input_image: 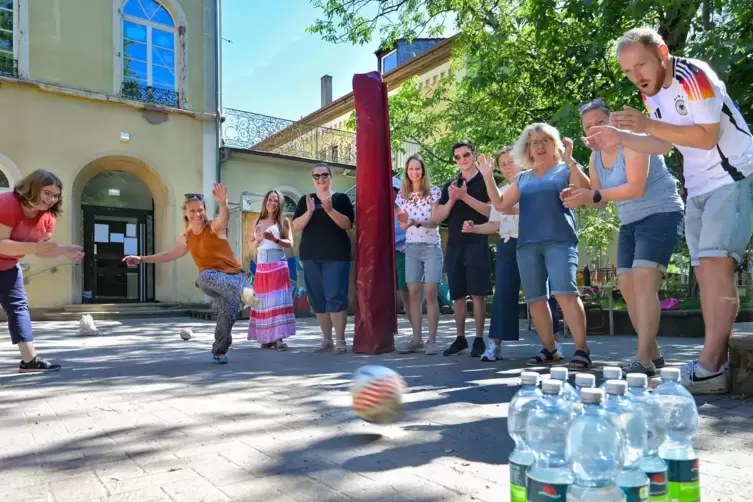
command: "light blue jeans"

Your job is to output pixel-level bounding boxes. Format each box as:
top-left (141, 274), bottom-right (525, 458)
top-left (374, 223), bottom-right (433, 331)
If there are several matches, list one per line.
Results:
top-left (516, 241), bottom-right (579, 303)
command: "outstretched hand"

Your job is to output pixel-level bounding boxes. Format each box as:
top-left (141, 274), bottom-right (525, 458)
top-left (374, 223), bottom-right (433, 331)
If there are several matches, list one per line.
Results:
top-left (561, 186), bottom-right (593, 209)
top-left (122, 255), bottom-right (142, 267)
top-left (211, 182), bottom-right (227, 203)
top-left (477, 154), bottom-right (494, 178)
top-left (62, 245), bottom-right (84, 261)
top-left (610, 105), bottom-right (650, 133)
top-left (582, 125), bottom-right (622, 152)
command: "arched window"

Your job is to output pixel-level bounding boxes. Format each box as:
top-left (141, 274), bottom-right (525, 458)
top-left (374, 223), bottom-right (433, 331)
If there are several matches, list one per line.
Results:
top-left (283, 194), bottom-right (298, 216)
top-left (0, 169), bottom-right (9, 193)
top-left (121, 0), bottom-right (177, 106)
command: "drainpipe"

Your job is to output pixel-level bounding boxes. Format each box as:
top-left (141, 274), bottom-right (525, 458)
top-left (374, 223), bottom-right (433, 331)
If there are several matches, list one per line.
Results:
top-left (214, 0), bottom-right (222, 187)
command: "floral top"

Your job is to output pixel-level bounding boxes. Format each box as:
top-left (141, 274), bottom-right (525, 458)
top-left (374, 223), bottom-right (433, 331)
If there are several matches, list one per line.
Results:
top-left (488, 184), bottom-right (519, 242)
top-left (395, 185), bottom-right (442, 245)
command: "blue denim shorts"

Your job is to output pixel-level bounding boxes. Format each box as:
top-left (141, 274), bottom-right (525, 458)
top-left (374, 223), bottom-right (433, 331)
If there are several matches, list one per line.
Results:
top-left (685, 175), bottom-right (753, 267)
top-left (302, 260), bottom-right (350, 313)
top-left (516, 241), bottom-right (579, 303)
top-left (617, 211), bottom-right (684, 275)
top-left (404, 243), bottom-right (443, 284)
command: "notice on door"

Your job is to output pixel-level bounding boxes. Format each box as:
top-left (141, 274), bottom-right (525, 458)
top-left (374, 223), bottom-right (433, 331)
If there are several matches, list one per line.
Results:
top-left (124, 237), bottom-right (138, 256)
top-left (94, 224), bottom-right (109, 243)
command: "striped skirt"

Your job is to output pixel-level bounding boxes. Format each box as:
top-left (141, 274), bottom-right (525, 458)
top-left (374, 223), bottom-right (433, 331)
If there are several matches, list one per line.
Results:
top-left (247, 260), bottom-right (296, 343)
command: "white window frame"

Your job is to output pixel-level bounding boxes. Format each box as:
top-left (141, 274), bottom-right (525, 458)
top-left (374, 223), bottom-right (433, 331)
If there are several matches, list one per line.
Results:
top-left (380, 49), bottom-right (397, 74)
top-left (274, 185), bottom-right (303, 217)
top-left (0, 153), bottom-right (22, 194)
top-left (0, 0), bottom-right (28, 78)
top-left (122, 2), bottom-right (176, 91)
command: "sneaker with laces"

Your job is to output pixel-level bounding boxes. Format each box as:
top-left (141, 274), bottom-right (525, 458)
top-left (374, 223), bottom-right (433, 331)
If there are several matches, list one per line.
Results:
top-left (19, 356), bottom-right (61, 373)
top-left (470, 337), bottom-right (486, 358)
top-left (680, 360), bottom-right (729, 394)
top-left (397, 339), bottom-right (425, 354)
top-left (480, 341), bottom-right (501, 362)
top-left (622, 359), bottom-right (657, 376)
top-left (443, 336), bottom-right (469, 356)
top-left (424, 341), bottom-right (439, 355)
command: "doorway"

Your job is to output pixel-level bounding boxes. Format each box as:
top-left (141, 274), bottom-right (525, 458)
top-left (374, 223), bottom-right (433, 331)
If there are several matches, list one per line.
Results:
top-left (81, 171), bottom-right (155, 303)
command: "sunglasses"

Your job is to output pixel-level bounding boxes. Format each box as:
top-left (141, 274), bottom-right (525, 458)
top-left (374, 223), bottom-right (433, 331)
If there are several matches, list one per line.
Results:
top-left (184, 193), bottom-right (204, 200)
top-left (454, 151), bottom-right (473, 161)
top-left (312, 173), bottom-right (331, 180)
top-left (578, 98), bottom-right (607, 113)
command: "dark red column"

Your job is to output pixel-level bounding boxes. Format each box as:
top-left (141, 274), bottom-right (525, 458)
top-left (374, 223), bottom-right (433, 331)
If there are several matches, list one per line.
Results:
top-left (352, 71), bottom-right (397, 354)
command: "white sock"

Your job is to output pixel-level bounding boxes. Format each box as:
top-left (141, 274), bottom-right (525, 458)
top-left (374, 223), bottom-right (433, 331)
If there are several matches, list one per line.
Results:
top-left (695, 361), bottom-right (723, 377)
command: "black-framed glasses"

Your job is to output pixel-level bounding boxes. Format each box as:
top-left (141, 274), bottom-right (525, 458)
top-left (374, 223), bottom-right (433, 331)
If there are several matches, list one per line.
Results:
top-left (578, 98), bottom-right (607, 113)
top-left (312, 173), bottom-right (331, 180)
top-left (453, 151), bottom-right (473, 161)
top-left (184, 193), bottom-right (204, 200)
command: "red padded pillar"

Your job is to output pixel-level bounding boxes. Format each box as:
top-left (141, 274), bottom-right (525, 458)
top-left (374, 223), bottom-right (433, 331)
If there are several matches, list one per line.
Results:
top-left (352, 71), bottom-right (397, 354)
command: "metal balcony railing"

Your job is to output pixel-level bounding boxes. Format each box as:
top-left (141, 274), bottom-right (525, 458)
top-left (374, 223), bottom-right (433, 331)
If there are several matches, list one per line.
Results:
top-left (120, 81), bottom-right (180, 108)
top-left (0, 56), bottom-right (18, 78)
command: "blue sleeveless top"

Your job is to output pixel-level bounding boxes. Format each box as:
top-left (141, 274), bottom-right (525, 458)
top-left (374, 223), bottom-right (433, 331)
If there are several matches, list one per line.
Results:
top-left (592, 147), bottom-right (684, 225)
top-left (516, 162), bottom-right (578, 248)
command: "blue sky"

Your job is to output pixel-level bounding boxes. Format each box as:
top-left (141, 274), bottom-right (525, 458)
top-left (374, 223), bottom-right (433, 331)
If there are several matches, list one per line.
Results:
top-left (220, 0), bottom-right (383, 121)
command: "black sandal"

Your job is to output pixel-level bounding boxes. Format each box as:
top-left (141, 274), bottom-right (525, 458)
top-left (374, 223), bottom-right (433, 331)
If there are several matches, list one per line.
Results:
top-left (568, 349), bottom-right (592, 370)
top-left (526, 347), bottom-right (561, 366)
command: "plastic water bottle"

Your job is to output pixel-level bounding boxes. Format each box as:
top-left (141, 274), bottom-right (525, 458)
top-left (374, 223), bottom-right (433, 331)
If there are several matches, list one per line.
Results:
top-left (654, 368), bottom-right (700, 502)
top-left (566, 388), bottom-right (626, 501)
top-left (526, 379), bottom-right (575, 502)
top-left (601, 367), bottom-right (623, 390)
top-left (626, 373), bottom-right (669, 502)
top-left (574, 373), bottom-right (596, 400)
top-left (551, 367), bottom-right (578, 402)
top-left (507, 371), bottom-right (543, 502)
top-left (605, 380), bottom-right (650, 502)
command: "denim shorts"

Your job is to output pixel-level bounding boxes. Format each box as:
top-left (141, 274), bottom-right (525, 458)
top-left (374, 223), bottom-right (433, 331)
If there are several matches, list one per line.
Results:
top-left (516, 241), bottom-right (578, 303)
top-left (404, 243), bottom-right (443, 284)
top-left (617, 211), bottom-right (683, 275)
top-left (302, 260), bottom-right (350, 313)
top-left (685, 175), bottom-right (753, 267)
top-left (445, 242), bottom-right (491, 300)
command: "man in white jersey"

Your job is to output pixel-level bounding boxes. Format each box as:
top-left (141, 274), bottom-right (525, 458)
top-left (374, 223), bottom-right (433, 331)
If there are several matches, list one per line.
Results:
top-left (585, 27), bottom-right (753, 394)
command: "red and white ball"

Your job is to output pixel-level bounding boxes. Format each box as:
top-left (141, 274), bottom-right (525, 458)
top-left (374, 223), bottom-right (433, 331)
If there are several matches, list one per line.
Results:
top-left (351, 365), bottom-right (406, 424)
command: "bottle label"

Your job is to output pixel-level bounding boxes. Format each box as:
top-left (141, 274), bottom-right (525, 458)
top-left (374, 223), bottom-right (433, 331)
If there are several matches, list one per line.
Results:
top-left (509, 461), bottom-right (527, 502)
top-left (645, 469), bottom-right (669, 502)
top-left (526, 477), bottom-right (568, 502)
top-left (665, 459), bottom-right (700, 502)
top-left (621, 484), bottom-right (650, 502)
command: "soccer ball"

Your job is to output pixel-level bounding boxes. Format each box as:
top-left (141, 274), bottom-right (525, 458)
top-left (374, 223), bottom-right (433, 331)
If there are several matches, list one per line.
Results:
top-left (351, 365), bottom-right (406, 424)
top-left (179, 328), bottom-right (192, 340)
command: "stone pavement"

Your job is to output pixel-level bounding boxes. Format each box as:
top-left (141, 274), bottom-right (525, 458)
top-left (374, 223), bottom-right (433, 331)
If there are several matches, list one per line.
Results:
top-left (0, 316), bottom-right (751, 502)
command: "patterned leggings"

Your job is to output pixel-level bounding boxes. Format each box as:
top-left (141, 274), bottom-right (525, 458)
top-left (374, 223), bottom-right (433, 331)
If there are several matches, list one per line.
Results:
top-left (196, 270), bottom-right (245, 356)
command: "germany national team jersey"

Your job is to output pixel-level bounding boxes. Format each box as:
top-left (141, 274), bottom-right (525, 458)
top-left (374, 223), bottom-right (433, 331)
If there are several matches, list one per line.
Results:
top-left (642, 56), bottom-right (753, 198)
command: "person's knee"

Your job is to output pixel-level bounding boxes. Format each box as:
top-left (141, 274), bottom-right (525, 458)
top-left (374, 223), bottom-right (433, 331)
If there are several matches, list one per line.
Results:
top-left (631, 268), bottom-right (662, 294)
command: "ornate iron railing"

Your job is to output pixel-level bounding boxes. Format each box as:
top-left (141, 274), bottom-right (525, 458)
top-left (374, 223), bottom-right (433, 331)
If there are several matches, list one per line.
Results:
top-left (221, 108), bottom-right (357, 166)
top-left (0, 56), bottom-right (18, 78)
top-left (120, 81), bottom-right (180, 108)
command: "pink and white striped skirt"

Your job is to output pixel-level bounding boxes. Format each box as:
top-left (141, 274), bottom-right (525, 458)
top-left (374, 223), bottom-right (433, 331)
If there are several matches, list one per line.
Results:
top-left (247, 260), bottom-right (296, 344)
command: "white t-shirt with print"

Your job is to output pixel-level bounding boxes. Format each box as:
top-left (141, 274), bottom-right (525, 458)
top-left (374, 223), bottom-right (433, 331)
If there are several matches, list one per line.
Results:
top-left (395, 185), bottom-right (442, 245)
top-left (488, 184), bottom-right (519, 242)
top-left (643, 56), bottom-right (753, 198)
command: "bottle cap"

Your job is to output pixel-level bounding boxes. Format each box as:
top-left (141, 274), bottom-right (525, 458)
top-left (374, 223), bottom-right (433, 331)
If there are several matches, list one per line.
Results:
top-left (520, 371), bottom-right (540, 386)
top-left (575, 373), bottom-right (595, 388)
top-left (603, 366), bottom-right (623, 380)
top-left (660, 367), bottom-right (681, 381)
top-left (542, 379), bottom-right (563, 395)
top-left (581, 388), bottom-right (604, 404)
top-left (550, 367), bottom-right (568, 381)
top-left (606, 379), bottom-right (627, 395)
top-left (626, 373), bottom-right (648, 387)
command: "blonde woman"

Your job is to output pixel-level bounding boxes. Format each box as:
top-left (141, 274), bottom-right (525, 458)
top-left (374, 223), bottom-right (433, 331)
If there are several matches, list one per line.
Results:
top-left (0, 170), bottom-right (84, 372)
top-left (248, 190), bottom-right (296, 350)
top-left (395, 155), bottom-right (443, 355)
top-left (496, 123), bottom-right (593, 369)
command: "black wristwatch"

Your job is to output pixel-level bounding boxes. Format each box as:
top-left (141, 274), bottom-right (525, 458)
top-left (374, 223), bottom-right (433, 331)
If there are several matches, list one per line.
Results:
top-left (592, 190), bottom-right (602, 203)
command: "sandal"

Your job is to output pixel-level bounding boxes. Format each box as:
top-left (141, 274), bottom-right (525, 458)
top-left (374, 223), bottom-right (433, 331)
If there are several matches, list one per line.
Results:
top-left (526, 348), bottom-right (561, 366)
top-left (568, 349), bottom-right (592, 370)
top-left (260, 342), bottom-right (275, 349)
top-left (275, 341), bottom-right (288, 351)
top-left (313, 340), bottom-right (334, 353)
top-left (335, 340), bottom-right (347, 354)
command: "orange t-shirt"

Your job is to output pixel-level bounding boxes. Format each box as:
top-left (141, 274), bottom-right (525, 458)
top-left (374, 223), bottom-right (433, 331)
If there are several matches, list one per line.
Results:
top-left (0, 192), bottom-right (56, 271)
top-left (184, 223), bottom-right (241, 274)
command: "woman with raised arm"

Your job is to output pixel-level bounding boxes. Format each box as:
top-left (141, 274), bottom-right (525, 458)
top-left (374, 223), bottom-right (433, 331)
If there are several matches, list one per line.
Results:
top-left (123, 182), bottom-right (257, 364)
top-left (562, 99), bottom-right (684, 375)
top-left (0, 169), bottom-right (84, 372)
top-left (247, 190), bottom-right (296, 350)
top-left (292, 163), bottom-right (354, 354)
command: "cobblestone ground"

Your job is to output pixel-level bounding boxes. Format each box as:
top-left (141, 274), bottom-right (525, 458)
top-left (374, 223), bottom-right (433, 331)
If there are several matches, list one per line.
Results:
top-left (0, 316), bottom-right (751, 501)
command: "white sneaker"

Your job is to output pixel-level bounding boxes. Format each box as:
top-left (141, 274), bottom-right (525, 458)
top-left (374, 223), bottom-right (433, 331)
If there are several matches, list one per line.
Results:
top-left (424, 341), bottom-right (439, 355)
top-left (480, 341), bottom-right (501, 362)
top-left (397, 339), bottom-right (424, 354)
top-left (680, 360), bottom-right (730, 395)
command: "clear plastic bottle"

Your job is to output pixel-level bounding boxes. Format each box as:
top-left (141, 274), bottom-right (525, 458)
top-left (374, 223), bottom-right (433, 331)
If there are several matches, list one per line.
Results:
top-left (551, 367), bottom-right (578, 402)
top-left (566, 388), bottom-right (626, 501)
top-left (574, 373), bottom-right (596, 400)
top-left (604, 380), bottom-right (650, 502)
top-left (507, 371), bottom-right (543, 502)
top-left (654, 368), bottom-right (701, 502)
top-left (600, 367), bottom-right (623, 390)
top-left (626, 373), bottom-right (669, 502)
top-left (525, 379), bottom-right (575, 502)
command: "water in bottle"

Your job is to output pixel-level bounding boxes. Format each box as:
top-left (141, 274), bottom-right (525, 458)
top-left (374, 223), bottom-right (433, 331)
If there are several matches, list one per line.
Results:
top-left (551, 367), bottom-right (578, 402)
top-left (526, 379), bottom-right (575, 502)
top-left (566, 388), bottom-right (626, 501)
top-left (601, 367), bottom-right (623, 390)
top-left (626, 373), bottom-right (668, 502)
top-left (507, 371), bottom-right (543, 502)
top-left (574, 373), bottom-right (596, 400)
top-left (654, 368), bottom-right (700, 502)
top-left (605, 380), bottom-right (650, 502)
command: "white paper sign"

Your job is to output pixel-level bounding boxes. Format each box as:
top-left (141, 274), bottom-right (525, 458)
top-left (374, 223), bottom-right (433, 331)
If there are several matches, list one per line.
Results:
top-left (110, 233), bottom-right (124, 243)
top-left (94, 224), bottom-right (109, 243)
top-left (126, 224), bottom-right (137, 237)
top-left (123, 237), bottom-right (138, 256)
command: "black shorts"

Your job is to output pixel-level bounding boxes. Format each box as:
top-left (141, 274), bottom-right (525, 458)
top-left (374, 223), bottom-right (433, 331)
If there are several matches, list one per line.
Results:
top-left (445, 243), bottom-right (492, 300)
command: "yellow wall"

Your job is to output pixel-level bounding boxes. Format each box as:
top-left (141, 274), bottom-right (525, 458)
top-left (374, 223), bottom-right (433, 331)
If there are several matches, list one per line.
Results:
top-left (0, 84), bottom-right (207, 306)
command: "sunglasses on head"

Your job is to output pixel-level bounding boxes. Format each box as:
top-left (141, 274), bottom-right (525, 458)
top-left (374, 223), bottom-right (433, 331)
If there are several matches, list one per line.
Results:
top-left (184, 193), bottom-right (204, 200)
top-left (578, 98), bottom-right (606, 113)
top-left (312, 173), bottom-right (331, 180)
top-left (454, 151), bottom-right (473, 161)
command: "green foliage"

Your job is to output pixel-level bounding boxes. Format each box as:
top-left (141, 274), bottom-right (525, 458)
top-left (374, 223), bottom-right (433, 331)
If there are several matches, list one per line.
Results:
top-left (575, 203), bottom-right (621, 264)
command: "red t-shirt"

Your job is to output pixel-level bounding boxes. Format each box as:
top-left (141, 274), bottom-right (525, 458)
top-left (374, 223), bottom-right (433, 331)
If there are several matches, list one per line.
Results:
top-left (0, 191), bottom-right (56, 271)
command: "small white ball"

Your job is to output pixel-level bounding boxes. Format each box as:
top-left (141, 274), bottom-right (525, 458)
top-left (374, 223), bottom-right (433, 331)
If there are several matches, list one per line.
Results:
top-left (179, 328), bottom-right (192, 341)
